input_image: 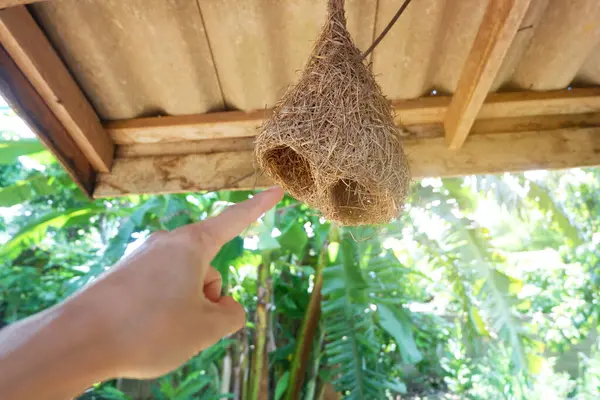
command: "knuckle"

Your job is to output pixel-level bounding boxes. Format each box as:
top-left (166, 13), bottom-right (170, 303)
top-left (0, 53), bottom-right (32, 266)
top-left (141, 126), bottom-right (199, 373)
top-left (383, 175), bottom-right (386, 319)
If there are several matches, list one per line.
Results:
top-left (189, 226), bottom-right (219, 248)
top-left (174, 225), bottom-right (218, 252)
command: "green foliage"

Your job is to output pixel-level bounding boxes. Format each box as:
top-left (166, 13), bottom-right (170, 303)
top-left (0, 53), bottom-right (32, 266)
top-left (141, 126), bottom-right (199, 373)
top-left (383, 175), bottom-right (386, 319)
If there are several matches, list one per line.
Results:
top-left (0, 174), bottom-right (59, 206)
top-left (1, 131), bottom-right (600, 399)
top-left (1, 205), bottom-right (106, 260)
top-left (212, 236), bottom-right (244, 284)
top-left (321, 231), bottom-right (409, 398)
top-left (378, 304), bottom-right (422, 364)
top-left (527, 181), bottom-right (582, 247)
top-left (0, 139), bottom-right (46, 164)
top-left (274, 371), bottom-right (290, 400)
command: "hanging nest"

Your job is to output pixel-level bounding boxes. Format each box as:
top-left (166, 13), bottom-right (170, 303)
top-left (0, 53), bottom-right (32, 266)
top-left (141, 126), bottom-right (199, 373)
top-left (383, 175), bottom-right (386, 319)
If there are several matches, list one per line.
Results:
top-left (255, 0), bottom-right (410, 225)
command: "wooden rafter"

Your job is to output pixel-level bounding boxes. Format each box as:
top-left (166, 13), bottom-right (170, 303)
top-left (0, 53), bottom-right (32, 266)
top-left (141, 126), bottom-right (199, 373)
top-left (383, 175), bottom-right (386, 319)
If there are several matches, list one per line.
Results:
top-left (0, 6), bottom-right (114, 172)
top-left (0, 45), bottom-right (95, 196)
top-left (105, 88), bottom-right (600, 144)
top-left (444, 0), bottom-right (532, 150)
top-left (96, 88), bottom-right (600, 198)
top-left (94, 127), bottom-right (600, 198)
top-left (111, 112), bottom-right (600, 159)
top-left (0, 0), bottom-right (43, 8)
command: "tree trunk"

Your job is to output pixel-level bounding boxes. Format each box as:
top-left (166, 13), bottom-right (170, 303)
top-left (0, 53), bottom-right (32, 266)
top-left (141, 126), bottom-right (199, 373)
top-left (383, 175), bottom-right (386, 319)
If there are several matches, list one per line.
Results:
top-left (286, 241), bottom-right (328, 400)
top-left (248, 254), bottom-right (272, 400)
top-left (221, 347), bottom-right (233, 396)
top-left (232, 328), bottom-right (249, 400)
top-left (303, 330), bottom-right (325, 400)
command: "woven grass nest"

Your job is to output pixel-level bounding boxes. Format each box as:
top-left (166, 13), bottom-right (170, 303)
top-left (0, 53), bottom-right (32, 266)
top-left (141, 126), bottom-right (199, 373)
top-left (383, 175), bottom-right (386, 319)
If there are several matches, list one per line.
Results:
top-left (255, 0), bottom-right (410, 226)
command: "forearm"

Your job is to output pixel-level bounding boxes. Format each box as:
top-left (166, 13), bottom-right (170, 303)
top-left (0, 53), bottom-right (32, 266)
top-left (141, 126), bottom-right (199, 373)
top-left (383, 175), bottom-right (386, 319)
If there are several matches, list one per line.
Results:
top-left (0, 298), bottom-right (117, 400)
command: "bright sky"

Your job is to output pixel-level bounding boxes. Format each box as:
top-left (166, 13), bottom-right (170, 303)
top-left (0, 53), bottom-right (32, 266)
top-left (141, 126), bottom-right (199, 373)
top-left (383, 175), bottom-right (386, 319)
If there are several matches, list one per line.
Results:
top-left (0, 94), bottom-right (35, 139)
top-left (0, 97), bottom-right (42, 244)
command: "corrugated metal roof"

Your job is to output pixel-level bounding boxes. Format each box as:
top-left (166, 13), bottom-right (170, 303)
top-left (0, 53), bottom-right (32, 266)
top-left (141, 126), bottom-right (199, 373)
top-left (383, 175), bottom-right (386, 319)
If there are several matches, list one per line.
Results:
top-left (29, 0), bottom-right (600, 120)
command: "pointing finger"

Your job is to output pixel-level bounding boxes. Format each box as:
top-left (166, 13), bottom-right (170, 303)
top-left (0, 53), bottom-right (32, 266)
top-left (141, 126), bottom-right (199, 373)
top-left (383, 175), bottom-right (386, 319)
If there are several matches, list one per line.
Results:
top-left (190, 186), bottom-right (284, 247)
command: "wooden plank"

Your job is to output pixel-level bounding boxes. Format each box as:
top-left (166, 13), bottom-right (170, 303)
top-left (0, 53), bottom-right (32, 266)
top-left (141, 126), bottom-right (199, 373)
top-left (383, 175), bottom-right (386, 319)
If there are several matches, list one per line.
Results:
top-left (395, 88), bottom-right (600, 125)
top-left (0, 6), bottom-right (114, 171)
top-left (0, 45), bottom-right (95, 196)
top-left (0, 1), bottom-right (45, 7)
top-left (478, 89), bottom-right (600, 120)
top-left (403, 113), bottom-right (600, 139)
top-left (116, 113), bottom-right (600, 156)
top-left (106, 89), bottom-right (600, 144)
top-left (94, 127), bottom-right (600, 198)
top-left (444, 0), bottom-right (532, 150)
top-left (107, 110), bottom-right (267, 144)
top-left (471, 113), bottom-right (600, 136)
top-left (409, 127), bottom-right (600, 178)
top-left (116, 137), bottom-right (256, 158)
top-left (95, 151), bottom-right (267, 198)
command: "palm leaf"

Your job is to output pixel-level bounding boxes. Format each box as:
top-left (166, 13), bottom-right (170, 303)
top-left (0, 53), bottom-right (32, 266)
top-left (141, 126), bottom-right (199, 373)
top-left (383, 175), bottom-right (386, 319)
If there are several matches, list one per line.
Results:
top-left (472, 175), bottom-right (583, 246)
top-left (321, 233), bottom-right (408, 399)
top-left (1, 205), bottom-right (105, 260)
top-left (527, 181), bottom-right (582, 246)
top-left (0, 175), bottom-right (58, 207)
top-left (0, 139), bottom-right (45, 164)
top-left (416, 180), bottom-right (532, 373)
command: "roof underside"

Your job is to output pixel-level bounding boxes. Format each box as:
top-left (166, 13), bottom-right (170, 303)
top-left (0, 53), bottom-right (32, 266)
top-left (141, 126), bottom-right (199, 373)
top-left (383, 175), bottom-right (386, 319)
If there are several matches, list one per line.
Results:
top-left (1, 0), bottom-right (600, 199)
top-left (30, 0), bottom-right (600, 119)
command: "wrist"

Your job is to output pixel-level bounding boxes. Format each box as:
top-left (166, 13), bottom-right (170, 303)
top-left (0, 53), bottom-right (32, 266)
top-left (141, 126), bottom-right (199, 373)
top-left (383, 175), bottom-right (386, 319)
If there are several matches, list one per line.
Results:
top-left (0, 298), bottom-right (119, 400)
top-left (60, 289), bottom-right (127, 381)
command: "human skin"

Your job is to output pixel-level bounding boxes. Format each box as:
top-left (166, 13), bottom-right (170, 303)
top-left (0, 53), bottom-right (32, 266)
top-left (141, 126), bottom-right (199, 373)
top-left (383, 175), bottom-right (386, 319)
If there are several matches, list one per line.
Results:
top-left (0, 186), bottom-right (284, 400)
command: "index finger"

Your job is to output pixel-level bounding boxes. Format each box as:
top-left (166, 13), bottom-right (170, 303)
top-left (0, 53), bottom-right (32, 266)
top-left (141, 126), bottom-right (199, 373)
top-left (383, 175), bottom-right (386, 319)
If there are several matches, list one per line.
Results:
top-left (192, 186), bottom-right (284, 246)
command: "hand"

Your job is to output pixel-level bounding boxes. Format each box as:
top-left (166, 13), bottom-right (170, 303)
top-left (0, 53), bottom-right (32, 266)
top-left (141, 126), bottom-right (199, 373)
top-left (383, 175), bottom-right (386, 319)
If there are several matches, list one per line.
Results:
top-left (0, 187), bottom-right (284, 400)
top-left (84, 186), bottom-right (284, 378)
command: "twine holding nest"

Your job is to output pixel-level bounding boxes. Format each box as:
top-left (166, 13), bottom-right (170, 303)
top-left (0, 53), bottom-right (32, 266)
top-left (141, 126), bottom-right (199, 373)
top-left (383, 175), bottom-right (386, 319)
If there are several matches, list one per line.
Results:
top-left (255, 0), bottom-right (411, 226)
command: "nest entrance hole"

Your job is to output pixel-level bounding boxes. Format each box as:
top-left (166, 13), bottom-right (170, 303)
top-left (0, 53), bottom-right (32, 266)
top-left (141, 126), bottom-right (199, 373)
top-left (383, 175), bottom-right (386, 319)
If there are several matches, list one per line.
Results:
top-left (263, 146), bottom-right (314, 197)
top-left (331, 179), bottom-right (376, 224)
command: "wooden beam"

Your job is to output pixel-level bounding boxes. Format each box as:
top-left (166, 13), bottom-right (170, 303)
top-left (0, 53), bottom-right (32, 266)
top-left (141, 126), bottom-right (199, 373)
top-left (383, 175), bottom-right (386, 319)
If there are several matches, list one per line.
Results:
top-left (0, 6), bottom-right (114, 172)
top-left (94, 127), bottom-right (600, 198)
top-left (116, 137), bottom-right (256, 158)
top-left (105, 88), bottom-right (600, 144)
top-left (0, 45), bottom-right (95, 196)
top-left (476, 89), bottom-right (600, 120)
top-left (115, 112), bottom-right (600, 157)
top-left (444, 0), bottom-right (532, 150)
top-left (0, 1), bottom-right (45, 8)
top-left (95, 151), bottom-right (265, 198)
top-left (394, 88), bottom-right (600, 125)
top-left (408, 127), bottom-right (600, 178)
top-left (107, 109), bottom-right (267, 144)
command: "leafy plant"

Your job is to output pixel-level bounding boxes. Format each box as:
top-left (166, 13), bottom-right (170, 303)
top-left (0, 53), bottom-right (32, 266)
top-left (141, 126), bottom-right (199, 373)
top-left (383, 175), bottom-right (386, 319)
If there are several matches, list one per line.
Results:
top-left (1, 130), bottom-right (600, 400)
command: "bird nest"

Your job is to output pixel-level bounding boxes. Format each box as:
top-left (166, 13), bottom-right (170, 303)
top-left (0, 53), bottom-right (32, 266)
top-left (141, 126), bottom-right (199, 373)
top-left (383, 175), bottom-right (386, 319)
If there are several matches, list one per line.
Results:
top-left (255, 0), bottom-right (410, 225)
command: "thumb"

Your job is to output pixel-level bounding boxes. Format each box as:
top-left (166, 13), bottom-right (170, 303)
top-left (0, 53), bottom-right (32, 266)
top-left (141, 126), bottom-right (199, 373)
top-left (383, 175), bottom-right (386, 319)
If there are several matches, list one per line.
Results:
top-left (208, 296), bottom-right (246, 337)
